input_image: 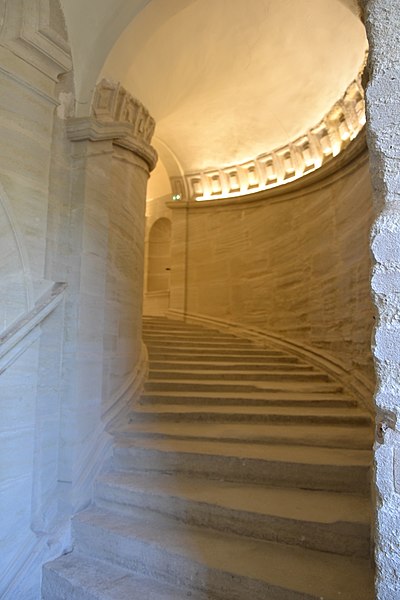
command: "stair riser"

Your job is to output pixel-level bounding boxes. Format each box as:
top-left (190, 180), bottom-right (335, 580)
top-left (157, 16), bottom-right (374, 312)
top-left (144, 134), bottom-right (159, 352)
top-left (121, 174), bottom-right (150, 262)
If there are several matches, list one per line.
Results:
top-left (73, 519), bottom-right (318, 600)
top-left (144, 382), bottom-right (343, 393)
top-left (146, 341), bottom-right (263, 349)
top-left (149, 353), bottom-right (300, 363)
top-left (113, 447), bottom-right (370, 494)
top-left (94, 483), bottom-right (370, 558)
top-left (134, 413), bottom-right (370, 426)
top-left (140, 395), bottom-right (357, 408)
top-left (148, 348), bottom-right (286, 357)
top-left (144, 334), bottom-right (250, 342)
top-left (118, 429), bottom-right (372, 450)
top-left (148, 371), bottom-right (331, 382)
top-left (149, 362), bottom-right (314, 371)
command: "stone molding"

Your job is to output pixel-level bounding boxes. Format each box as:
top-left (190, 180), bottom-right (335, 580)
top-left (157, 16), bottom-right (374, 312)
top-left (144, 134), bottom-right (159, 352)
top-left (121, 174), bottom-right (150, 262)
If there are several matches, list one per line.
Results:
top-left (0, 282), bottom-right (66, 374)
top-left (172, 75), bottom-right (366, 202)
top-left (92, 79), bottom-right (155, 145)
top-left (0, 0), bottom-right (72, 81)
top-left (167, 130), bottom-right (368, 210)
top-left (104, 340), bottom-right (149, 431)
top-left (67, 79), bottom-right (158, 171)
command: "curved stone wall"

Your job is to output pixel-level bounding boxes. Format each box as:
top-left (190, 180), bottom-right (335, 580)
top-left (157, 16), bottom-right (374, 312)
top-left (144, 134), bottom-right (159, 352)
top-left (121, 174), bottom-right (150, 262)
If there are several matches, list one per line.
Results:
top-left (168, 141), bottom-right (375, 395)
top-left (179, 77), bottom-right (366, 202)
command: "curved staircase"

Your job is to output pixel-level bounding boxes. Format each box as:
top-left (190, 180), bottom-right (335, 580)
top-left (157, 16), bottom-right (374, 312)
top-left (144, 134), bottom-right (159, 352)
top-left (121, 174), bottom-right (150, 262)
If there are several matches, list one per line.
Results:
top-left (42, 317), bottom-right (374, 599)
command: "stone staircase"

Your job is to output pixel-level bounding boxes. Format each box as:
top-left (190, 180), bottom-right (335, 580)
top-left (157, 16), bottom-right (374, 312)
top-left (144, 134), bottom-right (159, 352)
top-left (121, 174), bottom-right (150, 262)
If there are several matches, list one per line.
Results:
top-left (42, 316), bottom-right (374, 599)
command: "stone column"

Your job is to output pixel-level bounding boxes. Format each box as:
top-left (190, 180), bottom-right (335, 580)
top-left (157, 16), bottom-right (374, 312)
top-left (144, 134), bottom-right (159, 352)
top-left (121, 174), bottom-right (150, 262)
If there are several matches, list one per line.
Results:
top-left (64, 80), bottom-right (157, 512)
top-left (364, 1), bottom-right (400, 597)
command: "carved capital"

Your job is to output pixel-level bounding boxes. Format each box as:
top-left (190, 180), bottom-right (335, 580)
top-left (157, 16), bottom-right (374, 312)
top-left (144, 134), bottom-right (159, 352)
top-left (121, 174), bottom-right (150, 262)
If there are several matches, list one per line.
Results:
top-left (0, 0), bottom-right (72, 80)
top-left (67, 80), bottom-right (158, 171)
top-left (92, 79), bottom-right (156, 146)
top-left (66, 116), bottom-right (158, 171)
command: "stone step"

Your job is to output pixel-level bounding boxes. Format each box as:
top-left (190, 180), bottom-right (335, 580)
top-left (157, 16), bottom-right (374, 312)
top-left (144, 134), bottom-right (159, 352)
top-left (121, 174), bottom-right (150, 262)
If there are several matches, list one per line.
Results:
top-left (113, 438), bottom-right (371, 493)
top-left (142, 320), bottom-right (207, 329)
top-left (95, 471), bottom-right (371, 557)
top-left (143, 331), bottom-right (252, 341)
top-left (144, 379), bottom-right (343, 394)
top-left (42, 552), bottom-right (199, 600)
top-left (146, 338), bottom-right (264, 349)
top-left (147, 346), bottom-right (286, 356)
top-left (132, 404), bottom-right (371, 426)
top-left (72, 507), bottom-right (373, 600)
top-left (117, 420), bottom-right (373, 449)
top-left (148, 368), bottom-right (332, 382)
top-left (149, 360), bottom-right (315, 371)
top-left (140, 390), bottom-right (358, 408)
top-left (149, 352), bottom-right (302, 363)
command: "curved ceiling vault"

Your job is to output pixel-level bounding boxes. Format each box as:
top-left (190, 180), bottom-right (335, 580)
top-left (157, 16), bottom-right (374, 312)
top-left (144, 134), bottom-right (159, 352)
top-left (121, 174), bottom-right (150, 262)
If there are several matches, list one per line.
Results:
top-left (61, 0), bottom-right (368, 201)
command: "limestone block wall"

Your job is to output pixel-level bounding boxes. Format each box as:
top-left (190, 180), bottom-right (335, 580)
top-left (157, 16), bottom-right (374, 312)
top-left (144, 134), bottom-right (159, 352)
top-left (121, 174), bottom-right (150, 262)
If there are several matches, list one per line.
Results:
top-left (102, 146), bottom-right (150, 415)
top-left (169, 143), bottom-right (374, 394)
top-left (0, 2), bottom-right (73, 597)
top-left (0, 5), bottom-right (156, 597)
top-left (364, 0), bottom-right (400, 596)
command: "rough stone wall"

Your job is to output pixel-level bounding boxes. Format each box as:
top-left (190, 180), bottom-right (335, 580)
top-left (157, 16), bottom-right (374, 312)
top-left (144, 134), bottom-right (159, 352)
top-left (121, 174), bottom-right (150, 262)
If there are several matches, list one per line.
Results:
top-left (170, 154), bottom-right (374, 390)
top-left (364, 0), bottom-right (400, 596)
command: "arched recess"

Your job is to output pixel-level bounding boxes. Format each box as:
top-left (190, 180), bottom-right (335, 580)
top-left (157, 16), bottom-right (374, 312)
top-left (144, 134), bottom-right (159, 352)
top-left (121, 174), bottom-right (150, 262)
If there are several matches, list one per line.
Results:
top-left (147, 217), bottom-right (172, 292)
top-left (144, 217), bottom-right (172, 315)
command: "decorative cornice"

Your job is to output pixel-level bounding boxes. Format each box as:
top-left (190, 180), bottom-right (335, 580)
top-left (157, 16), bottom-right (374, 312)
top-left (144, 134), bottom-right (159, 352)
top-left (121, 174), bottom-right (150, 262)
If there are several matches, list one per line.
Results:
top-left (0, 0), bottom-right (72, 81)
top-left (171, 74), bottom-right (366, 203)
top-left (92, 79), bottom-right (156, 144)
top-left (168, 130), bottom-right (368, 210)
top-left (67, 79), bottom-right (158, 171)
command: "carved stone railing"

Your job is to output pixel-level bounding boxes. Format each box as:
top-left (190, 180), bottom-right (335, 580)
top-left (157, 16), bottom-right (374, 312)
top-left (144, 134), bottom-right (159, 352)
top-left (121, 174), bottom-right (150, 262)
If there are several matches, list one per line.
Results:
top-left (0, 282), bottom-right (66, 374)
top-left (171, 75), bottom-right (366, 202)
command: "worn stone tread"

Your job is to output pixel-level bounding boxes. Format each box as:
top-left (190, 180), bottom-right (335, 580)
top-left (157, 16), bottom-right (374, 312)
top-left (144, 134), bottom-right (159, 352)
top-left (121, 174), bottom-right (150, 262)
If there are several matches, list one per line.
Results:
top-left (149, 360), bottom-right (314, 370)
top-left (113, 438), bottom-right (370, 493)
top-left (144, 379), bottom-right (343, 394)
top-left (115, 437), bottom-right (371, 467)
top-left (43, 552), bottom-right (201, 600)
top-left (73, 507), bottom-right (374, 600)
top-left (116, 420), bottom-right (373, 449)
top-left (148, 368), bottom-right (332, 382)
top-left (140, 389), bottom-right (357, 407)
top-left (132, 403), bottom-right (370, 426)
top-left (94, 471), bottom-right (371, 557)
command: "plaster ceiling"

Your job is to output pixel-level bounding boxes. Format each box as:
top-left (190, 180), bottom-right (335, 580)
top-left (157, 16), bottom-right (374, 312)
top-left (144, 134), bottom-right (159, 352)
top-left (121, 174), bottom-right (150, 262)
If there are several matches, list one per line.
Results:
top-left (101, 0), bottom-right (367, 174)
top-left (59, 0), bottom-right (367, 192)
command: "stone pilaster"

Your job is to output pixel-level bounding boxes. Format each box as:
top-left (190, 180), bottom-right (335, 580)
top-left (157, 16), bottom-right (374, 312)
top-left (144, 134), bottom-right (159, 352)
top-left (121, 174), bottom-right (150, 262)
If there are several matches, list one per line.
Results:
top-left (63, 79), bottom-right (156, 510)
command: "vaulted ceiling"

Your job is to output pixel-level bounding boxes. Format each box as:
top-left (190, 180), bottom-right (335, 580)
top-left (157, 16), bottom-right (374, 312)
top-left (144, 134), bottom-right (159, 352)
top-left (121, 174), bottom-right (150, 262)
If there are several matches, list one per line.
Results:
top-left (60, 0), bottom-right (367, 199)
